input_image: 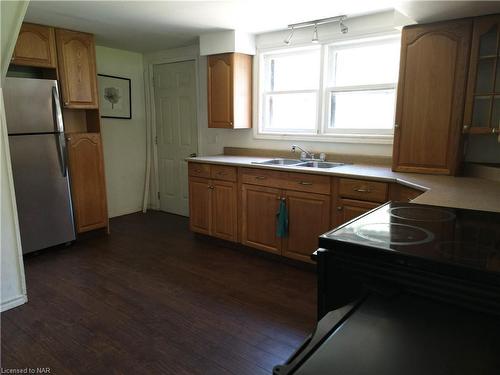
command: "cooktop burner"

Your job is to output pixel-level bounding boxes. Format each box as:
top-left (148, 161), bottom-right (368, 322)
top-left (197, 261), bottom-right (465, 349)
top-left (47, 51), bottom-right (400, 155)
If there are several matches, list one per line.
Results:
top-left (355, 223), bottom-right (434, 246)
top-left (389, 206), bottom-right (456, 222)
top-left (321, 202), bottom-right (500, 273)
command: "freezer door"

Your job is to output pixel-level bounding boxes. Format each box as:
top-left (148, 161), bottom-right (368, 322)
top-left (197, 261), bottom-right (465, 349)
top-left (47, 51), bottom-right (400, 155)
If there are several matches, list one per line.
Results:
top-left (3, 77), bottom-right (60, 134)
top-left (9, 134), bottom-right (75, 254)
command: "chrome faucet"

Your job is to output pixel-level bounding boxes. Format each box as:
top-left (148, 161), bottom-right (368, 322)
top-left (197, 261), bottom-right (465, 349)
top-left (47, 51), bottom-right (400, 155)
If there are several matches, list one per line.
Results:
top-left (291, 145), bottom-right (326, 161)
top-left (291, 144), bottom-right (314, 160)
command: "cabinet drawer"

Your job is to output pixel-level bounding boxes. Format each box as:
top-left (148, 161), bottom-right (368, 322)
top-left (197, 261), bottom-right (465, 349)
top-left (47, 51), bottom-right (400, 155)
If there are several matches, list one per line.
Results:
top-left (339, 178), bottom-right (388, 202)
top-left (285, 172), bottom-right (331, 195)
top-left (211, 165), bottom-right (237, 182)
top-left (188, 163), bottom-right (211, 178)
top-left (240, 167), bottom-right (287, 189)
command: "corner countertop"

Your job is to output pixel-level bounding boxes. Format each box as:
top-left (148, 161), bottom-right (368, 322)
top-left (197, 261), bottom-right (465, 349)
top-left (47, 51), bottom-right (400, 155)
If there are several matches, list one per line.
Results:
top-left (186, 155), bottom-right (500, 213)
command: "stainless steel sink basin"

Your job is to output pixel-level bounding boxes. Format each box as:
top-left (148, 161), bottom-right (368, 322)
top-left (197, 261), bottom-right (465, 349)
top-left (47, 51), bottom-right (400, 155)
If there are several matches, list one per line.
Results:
top-left (296, 161), bottom-right (345, 169)
top-left (252, 158), bottom-right (302, 166)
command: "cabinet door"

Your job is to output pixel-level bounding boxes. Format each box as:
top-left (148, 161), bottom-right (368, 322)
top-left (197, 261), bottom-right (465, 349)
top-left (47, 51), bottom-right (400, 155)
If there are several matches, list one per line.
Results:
top-left (56, 29), bottom-right (98, 109)
top-left (188, 177), bottom-right (212, 235)
top-left (241, 184), bottom-right (282, 254)
top-left (207, 53), bottom-right (233, 128)
top-left (392, 20), bottom-right (472, 175)
top-left (464, 14), bottom-right (500, 135)
top-left (67, 133), bottom-right (108, 233)
top-left (283, 191), bottom-right (331, 263)
top-left (12, 23), bottom-right (57, 68)
top-left (211, 180), bottom-right (238, 242)
top-left (335, 199), bottom-right (380, 227)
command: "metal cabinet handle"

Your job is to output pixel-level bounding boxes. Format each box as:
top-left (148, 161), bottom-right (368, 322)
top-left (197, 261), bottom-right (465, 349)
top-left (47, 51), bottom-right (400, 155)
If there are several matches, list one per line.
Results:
top-left (255, 176), bottom-right (266, 180)
top-left (463, 124), bottom-right (471, 132)
top-left (208, 185), bottom-right (214, 190)
top-left (394, 124), bottom-right (399, 129)
top-left (354, 187), bottom-right (371, 193)
top-left (64, 102), bottom-right (69, 106)
top-left (299, 181), bottom-right (313, 186)
top-left (337, 206), bottom-right (343, 211)
top-left (66, 137), bottom-right (72, 141)
top-left (276, 197), bottom-right (286, 201)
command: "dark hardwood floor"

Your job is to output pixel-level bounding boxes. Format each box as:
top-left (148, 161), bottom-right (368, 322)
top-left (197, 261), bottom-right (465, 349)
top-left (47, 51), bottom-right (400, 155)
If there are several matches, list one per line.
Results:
top-left (1, 211), bottom-right (316, 375)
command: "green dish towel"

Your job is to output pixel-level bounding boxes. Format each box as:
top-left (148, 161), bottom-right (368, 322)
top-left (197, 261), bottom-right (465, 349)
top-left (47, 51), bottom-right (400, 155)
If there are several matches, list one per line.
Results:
top-left (276, 199), bottom-right (288, 238)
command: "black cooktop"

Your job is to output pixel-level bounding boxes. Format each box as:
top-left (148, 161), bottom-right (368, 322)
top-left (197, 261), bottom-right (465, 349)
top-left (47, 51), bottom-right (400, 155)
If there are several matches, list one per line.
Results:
top-left (320, 202), bottom-right (500, 274)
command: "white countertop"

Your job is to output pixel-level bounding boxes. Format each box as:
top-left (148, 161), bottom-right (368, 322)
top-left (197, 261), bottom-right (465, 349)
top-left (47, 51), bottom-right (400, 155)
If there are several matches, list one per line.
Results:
top-left (186, 155), bottom-right (500, 213)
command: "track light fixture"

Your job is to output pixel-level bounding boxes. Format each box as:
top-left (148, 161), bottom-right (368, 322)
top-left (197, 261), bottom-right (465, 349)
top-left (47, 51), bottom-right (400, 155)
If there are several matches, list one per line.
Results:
top-left (284, 15), bottom-right (348, 45)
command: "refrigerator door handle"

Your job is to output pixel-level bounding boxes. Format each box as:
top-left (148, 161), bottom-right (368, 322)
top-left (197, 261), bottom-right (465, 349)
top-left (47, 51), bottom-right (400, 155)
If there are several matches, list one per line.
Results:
top-left (56, 132), bottom-right (68, 177)
top-left (52, 84), bottom-right (64, 133)
top-left (52, 84), bottom-right (68, 177)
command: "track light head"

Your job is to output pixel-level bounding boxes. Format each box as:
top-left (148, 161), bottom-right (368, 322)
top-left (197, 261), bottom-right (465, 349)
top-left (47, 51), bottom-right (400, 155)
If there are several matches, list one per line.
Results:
top-left (284, 27), bottom-right (294, 45)
top-left (340, 20), bottom-right (348, 34)
top-left (312, 23), bottom-right (319, 43)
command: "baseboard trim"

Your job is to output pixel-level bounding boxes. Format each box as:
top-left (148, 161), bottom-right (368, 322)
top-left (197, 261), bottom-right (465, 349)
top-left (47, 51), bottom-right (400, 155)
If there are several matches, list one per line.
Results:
top-left (1, 294), bottom-right (27, 312)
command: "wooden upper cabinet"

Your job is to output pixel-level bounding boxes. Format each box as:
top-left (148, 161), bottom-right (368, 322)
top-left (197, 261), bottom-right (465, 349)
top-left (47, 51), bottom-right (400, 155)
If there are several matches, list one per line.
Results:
top-left (464, 14), bottom-right (500, 135)
top-left (11, 23), bottom-right (57, 68)
top-left (67, 133), bottom-right (108, 233)
top-left (207, 53), bottom-right (252, 129)
top-left (392, 19), bottom-right (472, 175)
top-left (55, 28), bottom-right (98, 109)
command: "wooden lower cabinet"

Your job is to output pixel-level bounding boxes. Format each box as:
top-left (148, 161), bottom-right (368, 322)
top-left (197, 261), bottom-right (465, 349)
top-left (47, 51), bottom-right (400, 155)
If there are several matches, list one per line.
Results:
top-left (188, 177), bottom-right (212, 235)
top-left (241, 184), bottom-right (282, 254)
top-left (67, 133), bottom-right (108, 233)
top-left (335, 199), bottom-right (380, 226)
top-left (211, 180), bottom-right (238, 241)
top-left (188, 176), bottom-right (238, 241)
top-left (283, 191), bottom-right (331, 263)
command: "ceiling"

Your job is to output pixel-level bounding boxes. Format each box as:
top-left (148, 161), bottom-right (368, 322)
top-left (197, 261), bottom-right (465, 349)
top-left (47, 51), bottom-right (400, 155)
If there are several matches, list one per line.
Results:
top-left (24, 1), bottom-right (500, 53)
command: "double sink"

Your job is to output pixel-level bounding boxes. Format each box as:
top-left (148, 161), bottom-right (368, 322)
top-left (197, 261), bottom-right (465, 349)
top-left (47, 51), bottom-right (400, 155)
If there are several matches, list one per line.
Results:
top-left (252, 158), bottom-right (345, 169)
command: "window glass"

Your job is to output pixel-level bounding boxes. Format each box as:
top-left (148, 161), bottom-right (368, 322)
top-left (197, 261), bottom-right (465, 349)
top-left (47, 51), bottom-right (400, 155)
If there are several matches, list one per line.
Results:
top-left (329, 90), bottom-right (396, 129)
top-left (329, 40), bottom-right (400, 87)
top-left (266, 50), bottom-right (320, 91)
top-left (264, 93), bottom-right (317, 131)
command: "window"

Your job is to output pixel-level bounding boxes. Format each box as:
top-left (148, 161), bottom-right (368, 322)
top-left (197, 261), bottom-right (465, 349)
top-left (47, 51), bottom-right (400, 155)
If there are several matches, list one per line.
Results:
top-left (259, 34), bottom-right (401, 140)
top-left (325, 37), bottom-right (400, 134)
top-left (262, 47), bottom-right (321, 133)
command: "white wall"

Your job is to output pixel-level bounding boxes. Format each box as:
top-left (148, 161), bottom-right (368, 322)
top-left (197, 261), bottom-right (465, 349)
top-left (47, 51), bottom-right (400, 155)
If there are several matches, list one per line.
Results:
top-left (1, 0), bottom-right (29, 312)
top-left (95, 46), bottom-right (147, 218)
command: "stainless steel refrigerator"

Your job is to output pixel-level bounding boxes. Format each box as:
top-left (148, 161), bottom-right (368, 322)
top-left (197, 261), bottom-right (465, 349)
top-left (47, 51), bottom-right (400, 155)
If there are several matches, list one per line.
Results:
top-left (4, 77), bottom-right (75, 254)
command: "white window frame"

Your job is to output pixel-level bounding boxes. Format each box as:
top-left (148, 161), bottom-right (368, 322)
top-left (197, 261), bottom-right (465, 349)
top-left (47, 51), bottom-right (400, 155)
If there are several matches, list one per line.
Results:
top-left (260, 46), bottom-right (321, 135)
top-left (322, 35), bottom-right (400, 136)
top-left (255, 32), bottom-right (401, 144)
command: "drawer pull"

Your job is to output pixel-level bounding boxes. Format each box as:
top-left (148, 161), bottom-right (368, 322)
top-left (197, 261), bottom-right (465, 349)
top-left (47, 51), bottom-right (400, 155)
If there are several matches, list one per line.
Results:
top-left (337, 206), bottom-right (343, 211)
top-left (216, 171), bottom-right (226, 175)
top-left (194, 169), bottom-right (201, 173)
top-left (208, 185), bottom-right (214, 190)
top-left (298, 181), bottom-right (313, 186)
top-left (255, 176), bottom-right (266, 180)
top-left (354, 187), bottom-right (371, 193)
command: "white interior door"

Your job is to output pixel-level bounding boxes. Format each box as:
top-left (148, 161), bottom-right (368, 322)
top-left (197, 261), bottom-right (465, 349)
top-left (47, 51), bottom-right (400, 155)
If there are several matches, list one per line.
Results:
top-left (154, 60), bottom-right (198, 216)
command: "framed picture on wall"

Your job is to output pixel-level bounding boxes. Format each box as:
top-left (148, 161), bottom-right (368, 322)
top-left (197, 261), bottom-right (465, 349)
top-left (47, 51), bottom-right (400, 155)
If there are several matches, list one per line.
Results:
top-left (98, 74), bottom-right (132, 119)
